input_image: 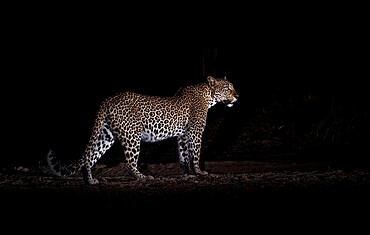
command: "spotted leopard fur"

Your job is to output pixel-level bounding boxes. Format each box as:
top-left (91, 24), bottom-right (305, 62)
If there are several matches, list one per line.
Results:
top-left (47, 76), bottom-right (238, 184)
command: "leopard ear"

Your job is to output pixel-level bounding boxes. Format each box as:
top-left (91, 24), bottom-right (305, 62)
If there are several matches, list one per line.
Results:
top-left (207, 76), bottom-right (217, 86)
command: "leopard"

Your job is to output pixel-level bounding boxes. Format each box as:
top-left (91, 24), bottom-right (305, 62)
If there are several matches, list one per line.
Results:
top-left (47, 75), bottom-right (239, 185)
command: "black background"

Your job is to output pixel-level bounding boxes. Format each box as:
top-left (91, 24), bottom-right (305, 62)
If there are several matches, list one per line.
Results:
top-left (3, 3), bottom-right (368, 167)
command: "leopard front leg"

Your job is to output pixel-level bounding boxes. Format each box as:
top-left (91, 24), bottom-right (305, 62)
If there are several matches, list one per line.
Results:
top-left (192, 156), bottom-right (208, 175)
top-left (190, 131), bottom-right (208, 175)
top-left (178, 133), bottom-right (208, 176)
top-left (125, 155), bottom-right (154, 180)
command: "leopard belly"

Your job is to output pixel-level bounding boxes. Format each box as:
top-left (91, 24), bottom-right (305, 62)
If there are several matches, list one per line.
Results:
top-left (141, 123), bottom-right (186, 143)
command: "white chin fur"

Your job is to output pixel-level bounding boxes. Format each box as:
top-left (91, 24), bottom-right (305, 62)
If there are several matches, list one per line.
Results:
top-left (227, 104), bottom-right (233, 107)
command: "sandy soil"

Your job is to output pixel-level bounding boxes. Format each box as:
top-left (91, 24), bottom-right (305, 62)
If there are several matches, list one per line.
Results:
top-left (2, 157), bottom-right (370, 215)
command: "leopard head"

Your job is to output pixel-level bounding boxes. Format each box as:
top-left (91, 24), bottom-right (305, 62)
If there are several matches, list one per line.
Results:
top-left (207, 76), bottom-right (239, 107)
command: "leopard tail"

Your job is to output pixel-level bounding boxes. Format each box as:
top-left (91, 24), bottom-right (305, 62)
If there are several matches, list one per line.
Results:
top-left (46, 149), bottom-right (80, 177)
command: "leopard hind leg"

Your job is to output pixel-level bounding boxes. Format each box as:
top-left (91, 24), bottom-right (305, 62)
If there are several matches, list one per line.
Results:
top-left (116, 131), bottom-right (153, 180)
top-left (177, 135), bottom-right (192, 174)
top-left (80, 121), bottom-right (116, 184)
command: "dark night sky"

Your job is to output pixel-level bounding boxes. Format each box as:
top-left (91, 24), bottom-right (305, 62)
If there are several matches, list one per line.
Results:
top-left (3, 5), bottom-right (368, 166)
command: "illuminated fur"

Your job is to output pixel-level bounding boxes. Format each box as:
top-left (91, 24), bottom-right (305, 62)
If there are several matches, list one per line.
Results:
top-left (47, 76), bottom-right (238, 184)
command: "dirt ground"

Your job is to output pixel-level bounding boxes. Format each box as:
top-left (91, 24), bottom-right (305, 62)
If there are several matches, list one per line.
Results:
top-left (2, 154), bottom-right (370, 218)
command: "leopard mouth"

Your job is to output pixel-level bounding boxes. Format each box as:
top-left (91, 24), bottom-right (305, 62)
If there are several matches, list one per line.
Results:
top-left (223, 99), bottom-right (236, 107)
